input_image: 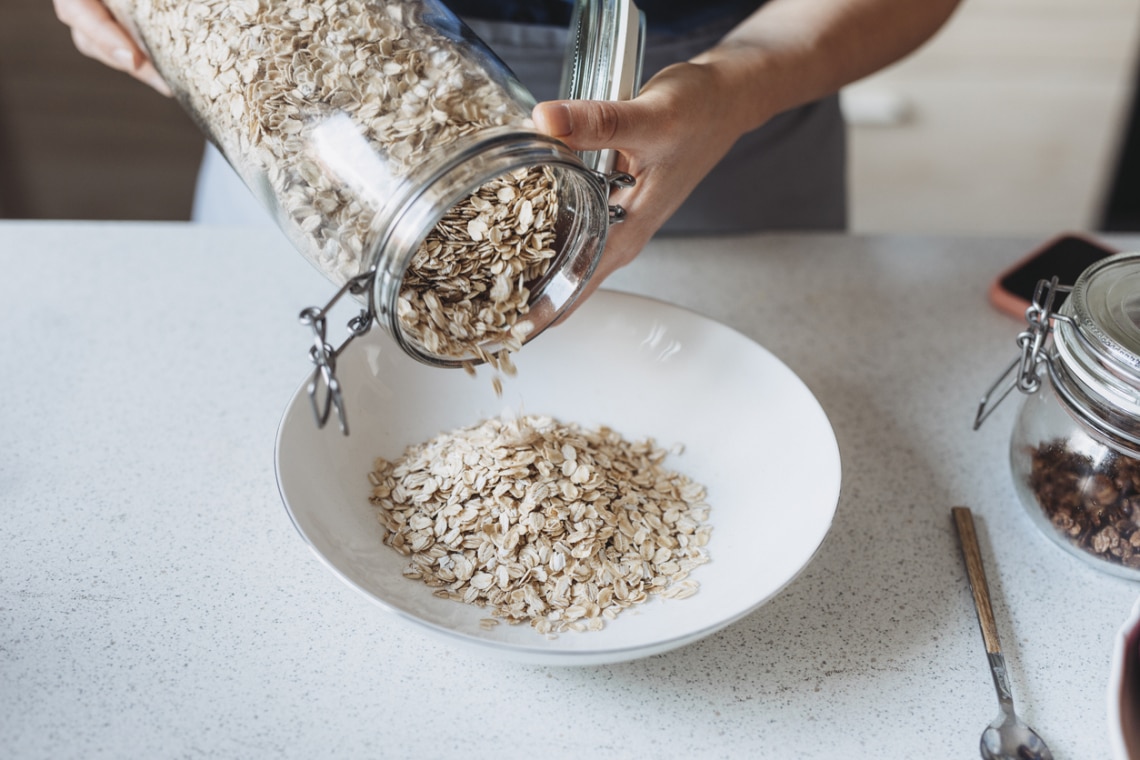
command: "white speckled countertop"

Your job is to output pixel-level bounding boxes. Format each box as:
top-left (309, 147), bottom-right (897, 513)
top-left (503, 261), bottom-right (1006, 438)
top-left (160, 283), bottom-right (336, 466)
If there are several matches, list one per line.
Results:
top-left (3, 221), bottom-right (1139, 759)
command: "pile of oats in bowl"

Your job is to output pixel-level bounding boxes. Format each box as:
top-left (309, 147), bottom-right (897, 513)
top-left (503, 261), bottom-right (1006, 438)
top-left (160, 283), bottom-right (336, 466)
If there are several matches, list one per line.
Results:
top-left (368, 414), bottom-right (712, 634)
top-left (110, 0), bottom-right (561, 362)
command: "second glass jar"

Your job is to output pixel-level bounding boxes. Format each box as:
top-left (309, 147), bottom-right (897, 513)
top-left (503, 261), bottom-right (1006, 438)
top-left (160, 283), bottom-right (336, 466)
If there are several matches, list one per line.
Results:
top-left (979, 251), bottom-right (1140, 578)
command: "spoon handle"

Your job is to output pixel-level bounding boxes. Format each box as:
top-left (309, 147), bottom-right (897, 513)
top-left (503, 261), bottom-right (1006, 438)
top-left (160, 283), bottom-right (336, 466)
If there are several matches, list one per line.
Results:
top-left (952, 507), bottom-right (1003, 655)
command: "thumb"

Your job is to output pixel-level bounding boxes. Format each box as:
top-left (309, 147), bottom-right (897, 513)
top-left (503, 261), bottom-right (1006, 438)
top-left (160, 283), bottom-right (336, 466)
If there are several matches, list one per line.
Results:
top-left (532, 99), bottom-right (647, 152)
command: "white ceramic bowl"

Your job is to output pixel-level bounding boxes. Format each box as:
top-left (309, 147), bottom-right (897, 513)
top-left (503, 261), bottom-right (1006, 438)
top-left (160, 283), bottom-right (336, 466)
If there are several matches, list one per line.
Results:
top-left (275, 290), bottom-right (841, 665)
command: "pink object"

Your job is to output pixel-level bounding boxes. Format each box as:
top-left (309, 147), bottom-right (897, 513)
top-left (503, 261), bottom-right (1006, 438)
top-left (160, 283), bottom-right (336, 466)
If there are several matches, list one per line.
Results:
top-left (1109, 598), bottom-right (1140, 759)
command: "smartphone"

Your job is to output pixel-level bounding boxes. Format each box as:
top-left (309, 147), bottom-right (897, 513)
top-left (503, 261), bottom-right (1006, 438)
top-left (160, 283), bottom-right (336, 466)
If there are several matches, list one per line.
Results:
top-left (988, 232), bottom-right (1119, 320)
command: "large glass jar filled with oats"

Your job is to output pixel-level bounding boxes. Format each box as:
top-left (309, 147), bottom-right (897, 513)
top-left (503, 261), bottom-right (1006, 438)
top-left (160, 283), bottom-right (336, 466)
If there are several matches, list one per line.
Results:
top-left (105, 0), bottom-right (643, 426)
top-left (976, 252), bottom-right (1140, 578)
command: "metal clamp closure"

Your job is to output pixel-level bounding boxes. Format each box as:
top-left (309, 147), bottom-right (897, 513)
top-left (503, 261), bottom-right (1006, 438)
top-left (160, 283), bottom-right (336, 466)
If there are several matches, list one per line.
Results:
top-left (974, 276), bottom-right (1072, 429)
top-left (298, 270), bottom-right (375, 435)
top-left (600, 170), bottom-right (635, 223)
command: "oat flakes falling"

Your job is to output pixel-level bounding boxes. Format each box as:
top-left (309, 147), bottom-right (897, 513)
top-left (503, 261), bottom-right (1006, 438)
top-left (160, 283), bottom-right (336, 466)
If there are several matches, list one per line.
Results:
top-left (368, 415), bottom-right (712, 634)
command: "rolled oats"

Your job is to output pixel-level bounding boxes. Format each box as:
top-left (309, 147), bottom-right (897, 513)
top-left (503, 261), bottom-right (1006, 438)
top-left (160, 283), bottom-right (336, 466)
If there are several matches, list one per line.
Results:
top-left (110, 0), bottom-right (559, 361)
top-left (368, 415), bottom-right (712, 634)
top-left (397, 166), bottom-right (559, 363)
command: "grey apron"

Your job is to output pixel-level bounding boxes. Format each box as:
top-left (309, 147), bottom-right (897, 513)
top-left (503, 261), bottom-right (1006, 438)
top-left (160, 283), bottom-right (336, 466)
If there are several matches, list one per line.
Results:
top-left (464, 15), bottom-right (848, 233)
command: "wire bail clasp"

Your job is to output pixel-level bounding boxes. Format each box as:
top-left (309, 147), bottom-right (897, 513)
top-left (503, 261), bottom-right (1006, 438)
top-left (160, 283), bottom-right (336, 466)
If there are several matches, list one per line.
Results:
top-left (974, 276), bottom-right (1072, 429)
top-left (298, 271), bottom-right (376, 435)
top-left (600, 170), bottom-right (635, 223)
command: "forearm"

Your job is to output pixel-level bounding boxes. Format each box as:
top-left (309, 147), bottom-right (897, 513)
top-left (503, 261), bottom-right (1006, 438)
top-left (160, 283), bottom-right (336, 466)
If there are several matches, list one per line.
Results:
top-left (691, 0), bottom-right (963, 136)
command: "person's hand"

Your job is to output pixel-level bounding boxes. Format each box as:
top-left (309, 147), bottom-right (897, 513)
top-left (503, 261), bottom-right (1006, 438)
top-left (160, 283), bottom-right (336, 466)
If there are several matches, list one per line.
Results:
top-left (532, 0), bottom-right (965, 316)
top-left (532, 60), bottom-right (750, 311)
top-left (53, 0), bottom-right (171, 95)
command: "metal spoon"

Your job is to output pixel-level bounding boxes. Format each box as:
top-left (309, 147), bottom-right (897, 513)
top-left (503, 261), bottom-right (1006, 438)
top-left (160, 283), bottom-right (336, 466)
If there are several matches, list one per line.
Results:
top-left (952, 507), bottom-right (1054, 760)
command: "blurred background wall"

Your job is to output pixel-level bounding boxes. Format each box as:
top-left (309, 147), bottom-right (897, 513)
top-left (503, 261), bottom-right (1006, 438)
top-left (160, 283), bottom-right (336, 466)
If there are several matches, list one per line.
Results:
top-left (1, 0), bottom-right (1138, 234)
top-left (844, 0), bottom-right (1140, 234)
top-left (0, 0), bottom-right (202, 220)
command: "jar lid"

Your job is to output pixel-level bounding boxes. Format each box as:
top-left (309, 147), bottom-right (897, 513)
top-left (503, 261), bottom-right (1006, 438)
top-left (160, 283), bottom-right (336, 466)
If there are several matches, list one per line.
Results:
top-left (1056, 251), bottom-right (1140, 415)
top-left (559, 0), bottom-right (646, 173)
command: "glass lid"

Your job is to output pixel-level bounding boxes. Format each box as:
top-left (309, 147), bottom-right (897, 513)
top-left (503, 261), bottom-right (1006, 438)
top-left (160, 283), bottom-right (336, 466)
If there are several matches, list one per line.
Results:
top-left (559, 0), bottom-right (646, 173)
top-left (1056, 252), bottom-right (1140, 414)
top-left (1067, 252), bottom-right (1140, 373)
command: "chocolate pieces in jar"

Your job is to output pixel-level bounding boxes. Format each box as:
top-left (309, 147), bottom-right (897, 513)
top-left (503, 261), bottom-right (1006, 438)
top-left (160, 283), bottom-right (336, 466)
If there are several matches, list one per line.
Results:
top-left (1027, 440), bottom-right (1140, 569)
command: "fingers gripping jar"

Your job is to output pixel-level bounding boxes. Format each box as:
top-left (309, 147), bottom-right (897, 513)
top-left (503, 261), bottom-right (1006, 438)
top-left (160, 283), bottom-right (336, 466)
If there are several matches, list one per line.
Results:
top-left (976, 252), bottom-right (1140, 578)
top-left (105, 0), bottom-right (644, 431)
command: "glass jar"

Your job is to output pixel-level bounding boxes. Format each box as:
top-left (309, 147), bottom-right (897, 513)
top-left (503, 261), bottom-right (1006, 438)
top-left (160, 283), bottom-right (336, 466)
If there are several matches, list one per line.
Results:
top-left (977, 252), bottom-right (1140, 578)
top-left (106, 0), bottom-right (643, 430)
